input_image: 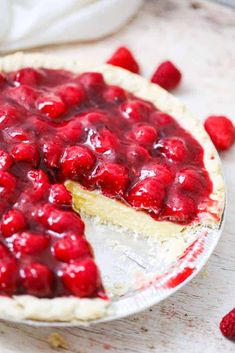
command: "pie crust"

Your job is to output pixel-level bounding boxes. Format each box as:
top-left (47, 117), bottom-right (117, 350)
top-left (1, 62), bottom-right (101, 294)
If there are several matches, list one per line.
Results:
top-left (0, 52), bottom-right (225, 322)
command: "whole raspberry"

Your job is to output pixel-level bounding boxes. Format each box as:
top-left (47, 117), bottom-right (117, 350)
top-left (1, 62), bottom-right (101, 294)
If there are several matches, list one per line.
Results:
top-left (107, 47), bottom-right (140, 74)
top-left (204, 115), bottom-right (234, 151)
top-left (220, 308), bottom-right (235, 341)
top-left (151, 60), bottom-right (182, 90)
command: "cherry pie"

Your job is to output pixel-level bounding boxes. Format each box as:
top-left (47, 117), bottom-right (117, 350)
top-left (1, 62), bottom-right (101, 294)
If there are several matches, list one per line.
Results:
top-left (0, 53), bottom-right (225, 322)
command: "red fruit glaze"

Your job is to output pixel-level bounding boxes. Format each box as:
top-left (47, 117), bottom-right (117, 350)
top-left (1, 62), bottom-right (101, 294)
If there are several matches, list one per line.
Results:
top-left (204, 115), bottom-right (234, 151)
top-left (0, 67), bottom-right (213, 299)
top-left (220, 308), bottom-right (235, 341)
top-left (107, 47), bottom-right (140, 74)
top-left (151, 61), bottom-right (182, 90)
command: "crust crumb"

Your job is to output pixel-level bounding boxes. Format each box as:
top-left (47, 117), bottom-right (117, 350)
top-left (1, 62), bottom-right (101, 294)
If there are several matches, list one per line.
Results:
top-left (201, 264), bottom-right (209, 278)
top-left (48, 333), bottom-right (68, 350)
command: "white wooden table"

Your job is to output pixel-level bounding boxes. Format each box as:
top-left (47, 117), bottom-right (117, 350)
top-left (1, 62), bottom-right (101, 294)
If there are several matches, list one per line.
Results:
top-left (0, 1), bottom-right (234, 352)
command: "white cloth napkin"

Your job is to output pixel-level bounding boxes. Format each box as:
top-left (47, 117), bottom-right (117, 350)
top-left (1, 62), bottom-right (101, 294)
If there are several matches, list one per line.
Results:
top-left (0, 0), bottom-right (143, 53)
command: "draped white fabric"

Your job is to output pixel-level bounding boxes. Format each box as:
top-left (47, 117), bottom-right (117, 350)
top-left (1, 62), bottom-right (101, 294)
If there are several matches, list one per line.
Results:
top-left (0, 0), bottom-right (142, 52)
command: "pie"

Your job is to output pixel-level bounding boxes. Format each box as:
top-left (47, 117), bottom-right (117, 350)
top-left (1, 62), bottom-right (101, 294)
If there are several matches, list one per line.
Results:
top-left (0, 53), bottom-right (225, 322)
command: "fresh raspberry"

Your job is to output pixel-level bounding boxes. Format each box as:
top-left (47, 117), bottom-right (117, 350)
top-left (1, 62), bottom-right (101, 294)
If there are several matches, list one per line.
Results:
top-left (204, 115), bottom-right (234, 151)
top-left (151, 61), bottom-right (182, 90)
top-left (107, 47), bottom-right (140, 74)
top-left (220, 308), bottom-right (235, 341)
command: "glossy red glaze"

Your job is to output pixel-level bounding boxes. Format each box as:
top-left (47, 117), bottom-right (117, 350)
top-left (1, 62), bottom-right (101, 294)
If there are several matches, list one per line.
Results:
top-left (0, 67), bottom-right (213, 298)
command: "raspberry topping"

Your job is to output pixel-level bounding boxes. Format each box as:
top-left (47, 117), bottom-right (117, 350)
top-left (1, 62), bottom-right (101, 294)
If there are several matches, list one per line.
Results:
top-left (53, 235), bottom-right (92, 262)
top-left (204, 115), bottom-right (234, 151)
top-left (127, 177), bottom-right (166, 214)
top-left (93, 163), bottom-right (129, 197)
top-left (21, 263), bottom-right (54, 297)
top-left (0, 150), bottom-right (13, 171)
top-left (12, 232), bottom-right (49, 256)
top-left (220, 308), bottom-right (235, 341)
top-left (0, 67), bottom-right (213, 299)
top-left (1, 209), bottom-right (26, 238)
top-left (61, 258), bottom-right (101, 297)
top-left (151, 61), bottom-right (182, 90)
top-left (61, 145), bottom-right (96, 180)
top-left (107, 47), bottom-right (140, 74)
